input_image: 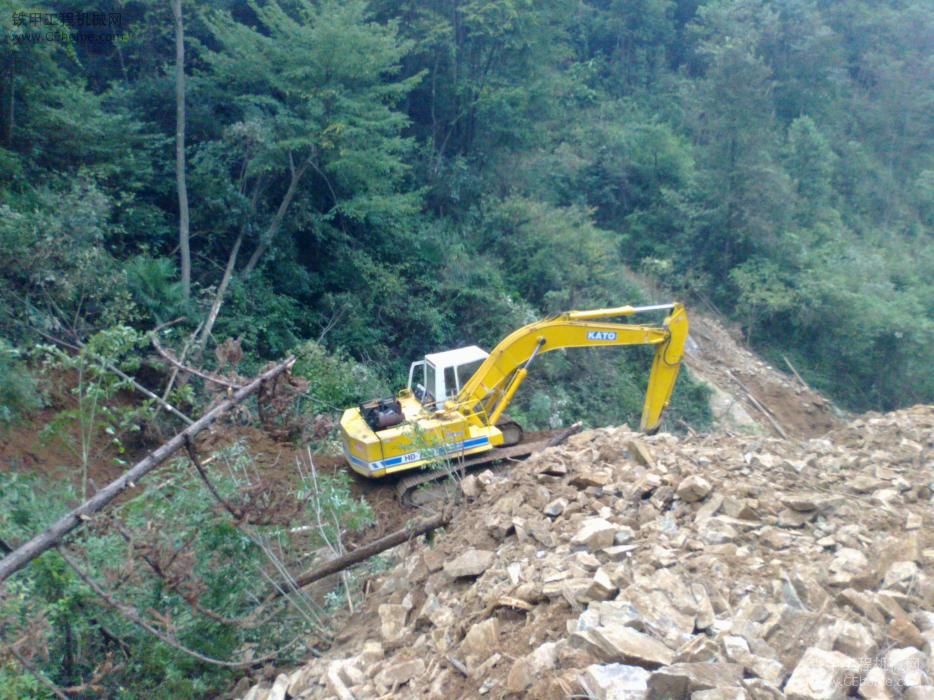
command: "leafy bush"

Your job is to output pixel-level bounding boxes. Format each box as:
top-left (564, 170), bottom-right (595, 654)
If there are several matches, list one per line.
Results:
top-left (124, 256), bottom-right (189, 326)
top-left (0, 338), bottom-right (41, 426)
top-left (292, 341), bottom-right (390, 411)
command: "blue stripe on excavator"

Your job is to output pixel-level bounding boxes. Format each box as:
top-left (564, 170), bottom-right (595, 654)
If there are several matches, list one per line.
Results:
top-left (345, 436), bottom-right (491, 474)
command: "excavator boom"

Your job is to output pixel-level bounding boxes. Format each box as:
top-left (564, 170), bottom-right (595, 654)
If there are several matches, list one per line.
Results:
top-left (453, 303), bottom-right (689, 433)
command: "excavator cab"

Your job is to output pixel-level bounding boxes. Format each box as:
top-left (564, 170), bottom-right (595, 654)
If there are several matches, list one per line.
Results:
top-left (407, 345), bottom-right (488, 407)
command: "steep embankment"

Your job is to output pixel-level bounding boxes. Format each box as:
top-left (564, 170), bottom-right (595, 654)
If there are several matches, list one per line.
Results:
top-left (236, 404), bottom-right (933, 699)
top-left (683, 311), bottom-right (841, 439)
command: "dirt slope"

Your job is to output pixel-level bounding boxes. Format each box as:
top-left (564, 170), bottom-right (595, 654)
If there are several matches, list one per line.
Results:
top-left (235, 404), bottom-right (933, 699)
top-left (683, 311), bottom-right (841, 439)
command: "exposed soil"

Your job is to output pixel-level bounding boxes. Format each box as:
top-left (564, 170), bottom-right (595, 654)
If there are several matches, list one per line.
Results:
top-left (683, 311), bottom-right (842, 439)
top-left (194, 424), bottom-right (413, 547)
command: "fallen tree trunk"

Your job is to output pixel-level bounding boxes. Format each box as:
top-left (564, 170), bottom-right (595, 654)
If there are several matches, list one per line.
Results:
top-left (547, 421), bottom-right (582, 446)
top-left (0, 357), bottom-right (296, 583)
top-left (268, 512), bottom-right (451, 602)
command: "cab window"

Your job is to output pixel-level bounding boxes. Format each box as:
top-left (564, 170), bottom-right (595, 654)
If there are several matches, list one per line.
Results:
top-left (443, 366), bottom-right (457, 400)
top-left (425, 363), bottom-right (437, 400)
top-left (456, 359), bottom-right (484, 390)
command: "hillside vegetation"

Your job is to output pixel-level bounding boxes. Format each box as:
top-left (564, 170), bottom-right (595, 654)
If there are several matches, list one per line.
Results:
top-left (1, 0), bottom-right (931, 421)
top-left (0, 0), bottom-right (931, 697)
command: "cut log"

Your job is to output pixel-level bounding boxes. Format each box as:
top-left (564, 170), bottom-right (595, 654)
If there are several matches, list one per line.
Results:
top-left (267, 512), bottom-right (451, 601)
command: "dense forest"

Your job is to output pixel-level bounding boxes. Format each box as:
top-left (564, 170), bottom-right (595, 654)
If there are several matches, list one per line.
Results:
top-left (1, 0), bottom-right (931, 696)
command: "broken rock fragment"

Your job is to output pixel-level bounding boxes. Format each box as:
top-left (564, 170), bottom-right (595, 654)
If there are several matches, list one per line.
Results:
top-left (677, 475), bottom-right (712, 503)
top-left (571, 517), bottom-right (618, 550)
top-left (886, 647), bottom-right (930, 688)
top-left (857, 666), bottom-right (891, 700)
top-left (378, 604), bottom-right (408, 645)
top-left (692, 690), bottom-right (750, 700)
top-left (574, 625), bottom-right (675, 669)
top-left (443, 549), bottom-right (495, 579)
top-left (646, 662), bottom-right (744, 698)
top-left (783, 647), bottom-right (860, 700)
top-left (883, 560), bottom-right (919, 593)
top-left (374, 657), bottom-right (425, 689)
top-left (543, 497), bottom-right (568, 517)
top-left (579, 663), bottom-right (650, 700)
top-left (460, 618), bottom-right (499, 662)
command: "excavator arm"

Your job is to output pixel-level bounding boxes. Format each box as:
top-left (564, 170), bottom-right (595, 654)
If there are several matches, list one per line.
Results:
top-left (451, 302), bottom-right (689, 433)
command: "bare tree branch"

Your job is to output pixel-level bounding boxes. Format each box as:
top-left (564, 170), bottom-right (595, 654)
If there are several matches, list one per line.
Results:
top-left (184, 436), bottom-right (242, 521)
top-left (242, 151), bottom-right (314, 277)
top-left (154, 319), bottom-right (204, 423)
top-left (35, 330), bottom-right (194, 426)
top-left (266, 511), bottom-right (451, 602)
top-left (195, 230), bottom-right (244, 357)
top-left (151, 332), bottom-right (243, 390)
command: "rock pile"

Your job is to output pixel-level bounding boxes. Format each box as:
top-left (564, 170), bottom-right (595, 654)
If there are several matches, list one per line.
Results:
top-left (237, 405), bottom-right (933, 699)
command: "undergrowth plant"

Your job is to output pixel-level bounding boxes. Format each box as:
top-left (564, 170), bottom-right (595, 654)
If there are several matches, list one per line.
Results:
top-left (0, 338), bottom-right (42, 427)
top-left (0, 440), bottom-right (375, 700)
top-left (37, 326), bottom-right (150, 498)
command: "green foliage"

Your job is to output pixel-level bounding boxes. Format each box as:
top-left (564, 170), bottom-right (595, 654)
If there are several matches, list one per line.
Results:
top-left (300, 467), bottom-right (375, 548)
top-left (38, 325), bottom-right (148, 496)
top-left (201, 0), bottom-right (422, 253)
top-left (474, 196), bottom-right (641, 312)
top-left (124, 256), bottom-right (188, 325)
top-left (292, 341), bottom-right (389, 410)
top-left (785, 116), bottom-right (836, 224)
top-left (729, 259), bottom-right (798, 343)
top-left (0, 662), bottom-right (53, 700)
top-left (0, 441), bottom-right (374, 699)
top-left (213, 277), bottom-right (304, 361)
top-left (0, 338), bottom-right (41, 426)
top-left (0, 183), bottom-right (137, 340)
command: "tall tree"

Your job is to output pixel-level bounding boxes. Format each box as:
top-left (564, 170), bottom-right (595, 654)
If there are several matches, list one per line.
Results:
top-left (190, 0), bottom-right (421, 350)
top-left (686, 0), bottom-right (791, 274)
top-left (172, 0), bottom-right (191, 299)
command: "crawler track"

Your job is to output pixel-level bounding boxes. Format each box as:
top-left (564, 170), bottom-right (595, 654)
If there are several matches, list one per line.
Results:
top-left (392, 422), bottom-right (582, 506)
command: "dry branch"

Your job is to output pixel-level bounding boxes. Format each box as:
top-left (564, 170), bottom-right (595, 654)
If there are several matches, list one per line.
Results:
top-left (547, 421), bottom-right (583, 446)
top-left (151, 333), bottom-right (244, 389)
top-left (782, 354), bottom-right (814, 394)
top-left (0, 357), bottom-right (295, 582)
top-left (184, 436), bottom-right (242, 520)
top-left (267, 512), bottom-right (451, 602)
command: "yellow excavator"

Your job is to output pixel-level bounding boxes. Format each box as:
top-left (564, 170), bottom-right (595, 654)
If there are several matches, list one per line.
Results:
top-left (341, 302), bottom-right (688, 482)
top-left (340, 303), bottom-right (689, 487)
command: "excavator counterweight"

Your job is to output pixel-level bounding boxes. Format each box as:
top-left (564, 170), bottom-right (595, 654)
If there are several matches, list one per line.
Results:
top-left (340, 303), bottom-right (688, 480)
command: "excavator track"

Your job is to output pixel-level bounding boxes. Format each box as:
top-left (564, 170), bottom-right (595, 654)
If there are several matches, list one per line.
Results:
top-left (393, 422), bottom-right (581, 506)
top-left (495, 418), bottom-right (524, 446)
